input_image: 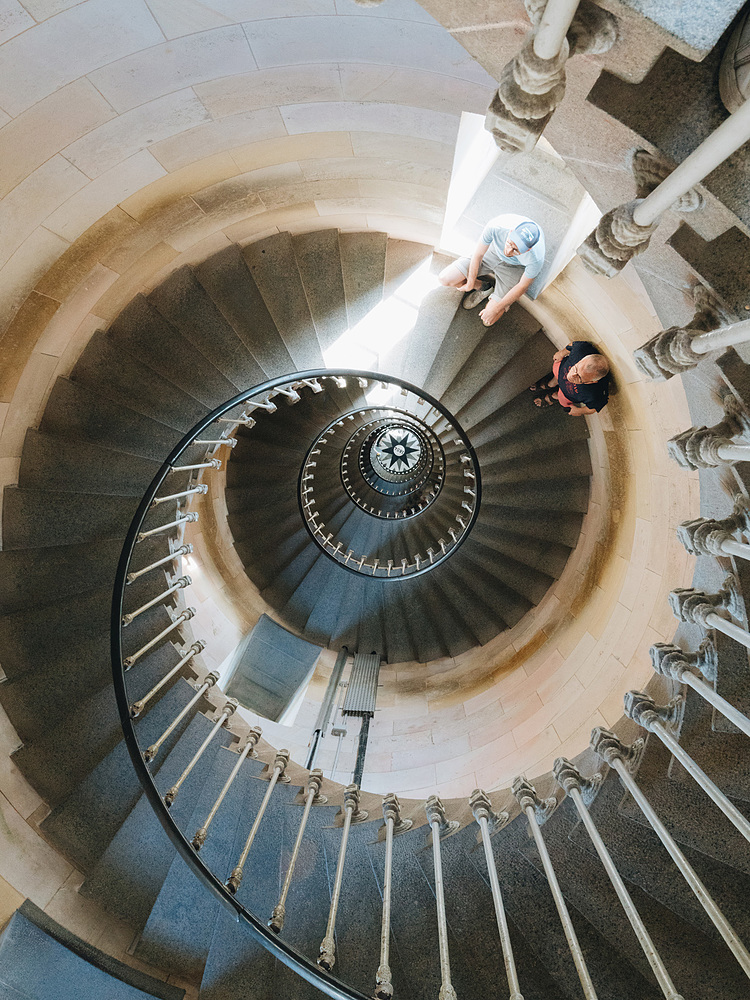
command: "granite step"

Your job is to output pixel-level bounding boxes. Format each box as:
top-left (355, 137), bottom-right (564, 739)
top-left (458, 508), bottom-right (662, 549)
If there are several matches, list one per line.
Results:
top-left (292, 229), bottom-right (349, 355)
top-left (338, 232), bottom-right (388, 330)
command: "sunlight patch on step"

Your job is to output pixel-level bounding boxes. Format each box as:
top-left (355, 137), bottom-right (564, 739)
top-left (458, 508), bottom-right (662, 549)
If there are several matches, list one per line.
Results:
top-left (323, 256), bottom-right (439, 373)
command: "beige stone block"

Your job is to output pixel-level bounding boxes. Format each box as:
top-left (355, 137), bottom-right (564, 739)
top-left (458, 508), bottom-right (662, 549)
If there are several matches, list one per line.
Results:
top-left (477, 726), bottom-right (562, 792)
top-left (318, 198), bottom-right (443, 227)
top-left (300, 155), bottom-right (450, 191)
top-left (230, 131), bottom-right (353, 174)
top-left (223, 204), bottom-right (320, 242)
top-left (34, 208), bottom-right (142, 301)
top-left (150, 107), bottom-right (287, 172)
top-left (0, 291), bottom-right (59, 403)
top-left (350, 131), bottom-right (454, 169)
top-left (0, 228), bottom-right (69, 329)
top-left (52, 312), bottom-right (104, 381)
top-left (0, 0), bottom-right (164, 116)
top-left (0, 790), bottom-right (73, 906)
top-left (0, 703), bottom-right (44, 821)
top-left (285, 212), bottom-right (371, 236)
top-left (0, 156), bottom-right (87, 270)
top-left (0, 873), bottom-right (23, 931)
top-left (17, 0), bottom-right (87, 18)
top-left (150, 232), bottom-right (233, 286)
top-left (0, 0), bottom-right (34, 43)
top-left (282, 102), bottom-right (460, 147)
top-left (0, 80), bottom-right (114, 200)
top-left (45, 151), bottom-right (168, 243)
top-left (196, 63), bottom-right (342, 119)
top-left (119, 153), bottom-right (240, 220)
top-left (34, 264), bottom-right (119, 358)
top-left (340, 64), bottom-right (492, 115)
top-left (0, 350), bottom-right (57, 459)
top-left (141, 0), bottom-right (236, 39)
top-left (193, 163), bottom-right (305, 211)
top-left (164, 195), bottom-right (265, 252)
top-left (90, 26), bottom-right (256, 113)
top-left (93, 242), bottom-right (180, 323)
top-left (64, 90), bottom-right (213, 179)
top-left (255, 178), bottom-right (360, 212)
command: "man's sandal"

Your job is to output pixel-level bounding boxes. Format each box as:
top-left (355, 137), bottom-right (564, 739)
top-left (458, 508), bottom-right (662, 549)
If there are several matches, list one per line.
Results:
top-left (462, 279), bottom-right (494, 310)
top-left (533, 393), bottom-right (556, 408)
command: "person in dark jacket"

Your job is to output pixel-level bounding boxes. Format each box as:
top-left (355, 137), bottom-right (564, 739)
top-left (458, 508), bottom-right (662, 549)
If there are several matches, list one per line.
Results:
top-left (532, 341), bottom-right (610, 416)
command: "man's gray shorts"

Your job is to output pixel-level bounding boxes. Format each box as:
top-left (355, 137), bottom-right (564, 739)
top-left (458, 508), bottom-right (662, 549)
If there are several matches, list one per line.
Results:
top-left (454, 252), bottom-right (523, 301)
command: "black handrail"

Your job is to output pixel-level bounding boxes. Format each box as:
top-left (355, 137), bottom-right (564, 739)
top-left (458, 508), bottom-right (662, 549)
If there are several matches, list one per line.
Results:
top-left (111, 369), bottom-right (481, 1000)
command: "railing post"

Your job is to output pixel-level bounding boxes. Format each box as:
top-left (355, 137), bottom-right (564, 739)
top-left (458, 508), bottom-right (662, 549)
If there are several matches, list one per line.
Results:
top-left (227, 749), bottom-right (290, 895)
top-left (150, 483), bottom-right (208, 506)
top-left (678, 495), bottom-right (750, 562)
top-left (137, 512), bottom-right (198, 541)
top-left (668, 394), bottom-right (750, 470)
top-left (485, 0), bottom-right (616, 153)
top-left (553, 759), bottom-right (684, 1000)
top-left (374, 793), bottom-right (412, 1000)
top-left (164, 699), bottom-right (237, 807)
top-left (318, 784), bottom-right (368, 970)
top-left (591, 727), bottom-right (750, 977)
top-left (624, 691), bottom-right (750, 844)
top-left (469, 789), bottom-right (521, 1000)
top-left (579, 101), bottom-right (750, 276)
top-left (650, 640), bottom-right (750, 739)
top-left (192, 726), bottom-right (262, 849)
top-left (122, 575), bottom-right (191, 625)
top-left (127, 543), bottom-right (192, 582)
top-left (123, 607), bottom-right (196, 669)
top-left (142, 671), bottom-right (218, 763)
top-left (512, 776), bottom-right (598, 999)
top-left (129, 640), bottom-right (205, 718)
top-left (269, 769), bottom-right (327, 932)
top-left (425, 795), bottom-right (459, 1000)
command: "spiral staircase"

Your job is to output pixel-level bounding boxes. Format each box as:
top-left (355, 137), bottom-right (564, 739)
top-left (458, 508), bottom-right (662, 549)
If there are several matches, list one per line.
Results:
top-left (1, 0), bottom-right (750, 999)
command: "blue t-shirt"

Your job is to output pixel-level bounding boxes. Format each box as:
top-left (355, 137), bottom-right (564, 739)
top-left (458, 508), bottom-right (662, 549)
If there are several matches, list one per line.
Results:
top-left (481, 214), bottom-right (545, 281)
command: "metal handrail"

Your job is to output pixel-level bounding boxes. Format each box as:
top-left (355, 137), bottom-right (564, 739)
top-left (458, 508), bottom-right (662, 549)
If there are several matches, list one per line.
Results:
top-left (111, 369), bottom-right (480, 1000)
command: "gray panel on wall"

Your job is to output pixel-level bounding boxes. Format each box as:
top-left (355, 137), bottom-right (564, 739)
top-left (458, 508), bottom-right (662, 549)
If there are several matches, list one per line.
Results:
top-left (224, 614), bottom-right (321, 722)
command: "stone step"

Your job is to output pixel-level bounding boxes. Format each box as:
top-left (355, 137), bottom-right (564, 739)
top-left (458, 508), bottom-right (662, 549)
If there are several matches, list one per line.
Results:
top-left (394, 284), bottom-right (462, 390)
top-left (148, 266), bottom-right (267, 393)
top-left (71, 330), bottom-right (209, 433)
top-left (11, 641), bottom-right (188, 808)
top-left (108, 295), bottom-right (238, 410)
top-left (292, 229), bottom-right (349, 355)
top-left (242, 232), bottom-right (324, 372)
top-left (134, 746), bottom-right (269, 980)
top-left (80, 713), bottom-right (233, 927)
top-left (40, 678), bottom-right (203, 874)
top-left (338, 231), bottom-right (388, 330)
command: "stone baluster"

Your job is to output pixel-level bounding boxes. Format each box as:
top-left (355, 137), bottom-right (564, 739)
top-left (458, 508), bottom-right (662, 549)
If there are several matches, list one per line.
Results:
top-left (142, 671), bottom-right (219, 763)
top-left (669, 576), bottom-right (741, 635)
top-left (677, 495), bottom-right (750, 562)
top-left (269, 770), bottom-right (327, 932)
top-left (150, 484), bottom-right (208, 507)
top-left (127, 543), bottom-right (193, 583)
top-left (469, 790), bottom-right (521, 1000)
top-left (192, 727), bottom-right (262, 849)
top-left (226, 750), bottom-right (290, 895)
top-left (217, 412), bottom-right (255, 428)
top-left (512, 777), bottom-right (598, 999)
top-left (169, 459), bottom-right (222, 473)
top-left (486, 0), bottom-right (617, 153)
top-left (553, 758), bottom-right (684, 999)
top-left (318, 784), bottom-right (368, 970)
top-left (591, 727), bottom-right (750, 977)
top-left (579, 99), bottom-right (750, 277)
top-left (164, 700), bottom-right (237, 807)
top-left (121, 575), bottom-right (191, 625)
top-left (634, 282), bottom-right (745, 380)
top-left (651, 639), bottom-right (750, 739)
top-left (137, 512), bottom-right (198, 541)
top-left (624, 691), bottom-right (750, 844)
top-left (425, 795), bottom-right (460, 1000)
top-left (668, 394), bottom-right (750, 470)
top-left (130, 640), bottom-right (205, 718)
top-left (374, 793), bottom-right (412, 1000)
top-left (123, 607), bottom-right (196, 669)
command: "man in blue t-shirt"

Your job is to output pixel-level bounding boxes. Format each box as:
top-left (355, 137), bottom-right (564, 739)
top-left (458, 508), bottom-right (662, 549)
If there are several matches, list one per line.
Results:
top-left (439, 214), bottom-right (545, 327)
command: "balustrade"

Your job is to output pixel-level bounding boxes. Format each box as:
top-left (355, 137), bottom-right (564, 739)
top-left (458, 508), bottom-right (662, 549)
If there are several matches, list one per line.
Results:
top-left (318, 784), bottom-right (367, 970)
top-left (137, 512), bottom-right (198, 541)
top-left (142, 671), bottom-right (218, 764)
top-left (170, 459), bottom-right (222, 473)
top-left (121, 575), bottom-right (191, 625)
top-left (469, 790), bottom-right (520, 1000)
top-left (425, 796), bottom-right (459, 1000)
top-left (123, 607), bottom-right (196, 668)
top-left (678, 495), bottom-right (750, 562)
top-left (192, 727), bottom-right (262, 849)
top-left (668, 394), bottom-right (750, 470)
top-left (513, 776), bottom-right (598, 999)
top-left (270, 770), bottom-right (327, 933)
top-left (227, 750), bottom-right (290, 895)
top-left (164, 699), bottom-right (237, 806)
top-left (591, 727), bottom-right (750, 977)
top-left (624, 692), bottom-right (750, 844)
top-left (127, 543), bottom-right (193, 583)
top-left (553, 759), bottom-right (684, 1000)
top-left (650, 640), bottom-right (750, 739)
top-left (374, 794), bottom-right (412, 1000)
top-left (151, 484), bottom-right (208, 506)
top-left (129, 641), bottom-right (205, 718)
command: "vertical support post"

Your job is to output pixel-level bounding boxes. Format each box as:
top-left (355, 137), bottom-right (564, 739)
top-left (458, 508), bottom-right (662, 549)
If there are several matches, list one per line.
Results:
top-left (192, 727), bottom-right (262, 849)
top-left (374, 793), bottom-right (412, 999)
top-left (425, 795), bottom-right (459, 1000)
top-left (318, 784), bottom-right (368, 970)
top-left (227, 749), bottom-right (290, 895)
top-left (269, 770), bottom-right (326, 932)
top-left (164, 699), bottom-right (237, 806)
top-left (142, 671), bottom-right (218, 763)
